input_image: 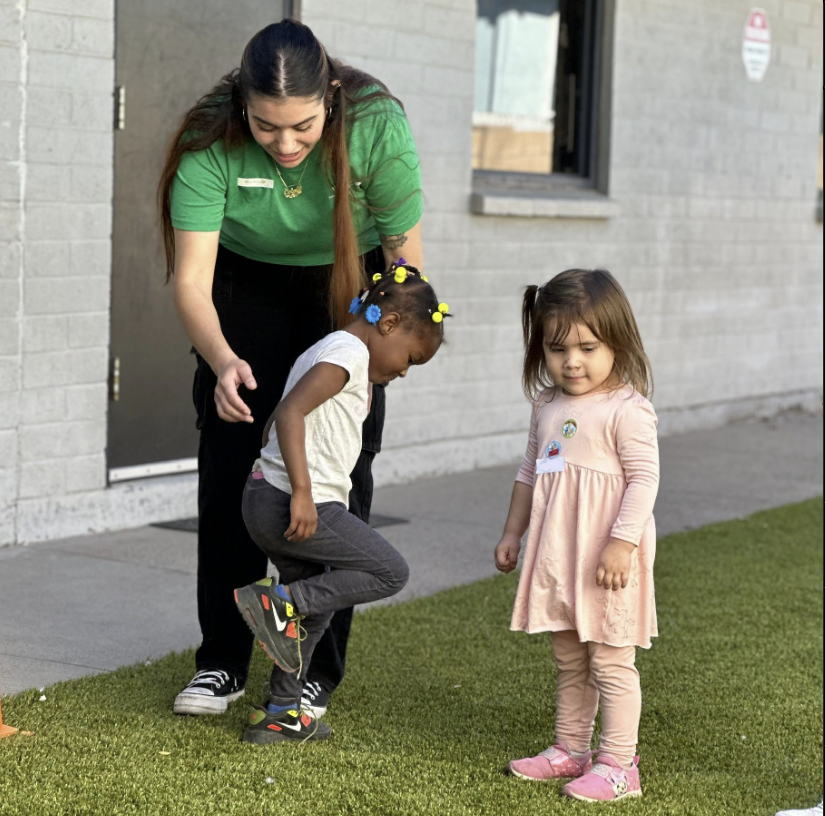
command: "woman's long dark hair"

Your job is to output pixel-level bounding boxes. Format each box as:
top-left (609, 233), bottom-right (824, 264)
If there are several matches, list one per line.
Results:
top-left (158, 19), bottom-right (404, 328)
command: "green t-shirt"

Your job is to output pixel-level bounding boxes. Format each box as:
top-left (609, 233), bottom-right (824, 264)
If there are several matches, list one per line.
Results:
top-left (170, 97), bottom-right (423, 266)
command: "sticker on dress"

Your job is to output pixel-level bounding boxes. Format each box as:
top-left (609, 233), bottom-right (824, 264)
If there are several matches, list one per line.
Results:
top-left (536, 456), bottom-right (566, 474)
top-left (562, 418), bottom-right (578, 438)
top-left (545, 441), bottom-right (562, 458)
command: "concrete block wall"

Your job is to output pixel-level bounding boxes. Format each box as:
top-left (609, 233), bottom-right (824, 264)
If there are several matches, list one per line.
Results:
top-left (302, 0), bottom-right (823, 486)
top-left (1, 0), bottom-right (821, 543)
top-left (0, 0), bottom-right (114, 545)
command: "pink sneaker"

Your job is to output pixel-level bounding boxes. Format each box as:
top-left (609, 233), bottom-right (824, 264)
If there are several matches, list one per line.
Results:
top-left (562, 754), bottom-right (642, 802)
top-left (508, 744), bottom-right (593, 781)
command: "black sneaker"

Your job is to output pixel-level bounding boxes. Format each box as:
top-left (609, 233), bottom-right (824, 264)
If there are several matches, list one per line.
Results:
top-left (234, 578), bottom-right (303, 672)
top-left (173, 669), bottom-right (245, 715)
top-left (300, 681), bottom-right (330, 719)
top-left (242, 704), bottom-right (331, 745)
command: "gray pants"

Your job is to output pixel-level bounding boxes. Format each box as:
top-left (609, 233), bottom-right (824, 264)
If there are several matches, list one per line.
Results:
top-left (242, 475), bottom-right (409, 705)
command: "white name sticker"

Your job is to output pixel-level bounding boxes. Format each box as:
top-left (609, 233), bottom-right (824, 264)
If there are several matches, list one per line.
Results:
top-left (536, 456), bottom-right (566, 475)
top-left (237, 177), bottom-right (275, 189)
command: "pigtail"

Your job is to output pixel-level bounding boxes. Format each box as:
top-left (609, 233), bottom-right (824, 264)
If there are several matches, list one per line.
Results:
top-left (522, 285), bottom-right (540, 349)
top-left (522, 285), bottom-right (549, 401)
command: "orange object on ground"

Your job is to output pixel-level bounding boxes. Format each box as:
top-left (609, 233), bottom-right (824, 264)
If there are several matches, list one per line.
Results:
top-left (0, 680), bottom-right (18, 738)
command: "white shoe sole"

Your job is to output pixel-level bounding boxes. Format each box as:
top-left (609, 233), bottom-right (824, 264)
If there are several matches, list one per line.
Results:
top-left (509, 766), bottom-right (577, 782)
top-left (301, 703), bottom-right (327, 719)
top-left (565, 789), bottom-right (642, 803)
top-left (173, 689), bottom-right (244, 715)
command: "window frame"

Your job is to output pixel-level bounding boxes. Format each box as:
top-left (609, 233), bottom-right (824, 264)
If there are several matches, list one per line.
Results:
top-left (471, 0), bottom-right (615, 206)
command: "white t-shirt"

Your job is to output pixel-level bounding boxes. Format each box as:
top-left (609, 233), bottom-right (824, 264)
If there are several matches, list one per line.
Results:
top-left (256, 331), bottom-right (370, 507)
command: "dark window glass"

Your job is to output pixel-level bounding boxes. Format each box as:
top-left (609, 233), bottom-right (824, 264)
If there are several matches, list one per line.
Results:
top-left (473, 0), bottom-right (600, 180)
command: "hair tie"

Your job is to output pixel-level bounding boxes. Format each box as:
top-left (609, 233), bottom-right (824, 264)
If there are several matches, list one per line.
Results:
top-left (372, 273), bottom-right (383, 283)
top-left (349, 286), bottom-right (371, 315)
top-left (430, 303), bottom-right (450, 324)
top-left (394, 267), bottom-right (408, 284)
top-left (365, 304), bottom-right (382, 325)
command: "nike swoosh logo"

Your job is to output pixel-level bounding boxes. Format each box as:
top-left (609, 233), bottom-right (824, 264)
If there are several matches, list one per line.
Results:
top-left (280, 720), bottom-right (304, 731)
top-left (268, 605), bottom-right (288, 632)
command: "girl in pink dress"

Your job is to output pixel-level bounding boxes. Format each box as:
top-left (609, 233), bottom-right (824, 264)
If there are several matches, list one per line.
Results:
top-left (494, 269), bottom-right (659, 804)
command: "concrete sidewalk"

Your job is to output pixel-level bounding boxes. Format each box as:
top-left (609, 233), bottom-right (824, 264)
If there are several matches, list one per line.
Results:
top-left (0, 410), bottom-right (821, 697)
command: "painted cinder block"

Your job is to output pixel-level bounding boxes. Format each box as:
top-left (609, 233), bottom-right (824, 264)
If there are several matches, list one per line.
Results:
top-left (24, 10), bottom-right (73, 52)
top-left (24, 277), bottom-right (110, 316)
top-left (22, 347), bottom-right (108, 390)
top-left (65, 383), bottom-right (107, 422)
top-left (19, 418), bottom-right (106, 461)
top-left (67, 454), bottom-right (107, 492)
top-left (26, 0), bottom-right (113, 20)
top-left (26, 51), bottom-right (114, 93)
top-left (71, 16), bottom-right (114, 57)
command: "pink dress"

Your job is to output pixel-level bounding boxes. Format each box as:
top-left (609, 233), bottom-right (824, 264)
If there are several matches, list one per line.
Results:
top-left (511, 384), bottom-right (659, 649)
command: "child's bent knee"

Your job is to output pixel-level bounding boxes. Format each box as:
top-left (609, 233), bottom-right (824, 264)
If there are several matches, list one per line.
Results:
top-left (383, 552), bottom-right (409, 595)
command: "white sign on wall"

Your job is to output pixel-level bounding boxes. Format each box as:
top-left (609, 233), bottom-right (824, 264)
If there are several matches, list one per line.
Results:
top-left (742, 8), bottom-right (771, 82)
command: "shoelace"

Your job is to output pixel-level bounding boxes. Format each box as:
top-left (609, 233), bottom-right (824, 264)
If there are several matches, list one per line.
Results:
top-left (187, 670), bottom-right (230, 690)
top-left (297, 705), bottom-right (321, 747)
top-left (302, 681), bottom-right (322, 702)
top-left (295, 619), bottom-right (308, 678)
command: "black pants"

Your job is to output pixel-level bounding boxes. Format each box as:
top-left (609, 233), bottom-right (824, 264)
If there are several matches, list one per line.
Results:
top-left (193, 245), bottom-right (385, 689)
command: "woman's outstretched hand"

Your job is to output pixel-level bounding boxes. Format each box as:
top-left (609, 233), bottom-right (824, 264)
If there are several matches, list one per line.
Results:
top-left (495, 534), bottom-right (521, 573)
top-left (215, 357), bottom-right (257, 423)
top-left (596, 538), bottom-right (636, 591)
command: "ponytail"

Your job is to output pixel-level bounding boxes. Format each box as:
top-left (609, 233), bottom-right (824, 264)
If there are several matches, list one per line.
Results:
top-left (324, 65), bottom-right (364, 329)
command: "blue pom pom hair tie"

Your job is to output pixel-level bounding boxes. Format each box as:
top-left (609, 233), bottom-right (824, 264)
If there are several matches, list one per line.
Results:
top-left (365, 304), bottom-right (382, 325)
top-left (349, 285), bottom-right (372, 316)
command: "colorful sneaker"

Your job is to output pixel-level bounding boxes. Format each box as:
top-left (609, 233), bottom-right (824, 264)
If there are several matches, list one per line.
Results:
top-left (562, 754), bottom-right (642, 802)
top-left (776, 803), bottom-right (824, 816)
top-left (242, 704), bottom-right (331, 745)
top-left (173, 669), bottom-right (244, 715)
top-left (301, 681), bottom-right (330, 719)
top-left (234, 578), bottom-right (303, 673)
top-left (508, 744), bottom-right (592, 781)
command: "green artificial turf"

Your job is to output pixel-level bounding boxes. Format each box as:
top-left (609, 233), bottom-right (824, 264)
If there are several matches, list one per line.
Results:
top-left (0, 499), bottom-right (822, 816)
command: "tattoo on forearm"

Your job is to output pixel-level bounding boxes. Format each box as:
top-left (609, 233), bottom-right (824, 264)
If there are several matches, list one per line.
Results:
top-left (380, 233), bottom-right (408, 251)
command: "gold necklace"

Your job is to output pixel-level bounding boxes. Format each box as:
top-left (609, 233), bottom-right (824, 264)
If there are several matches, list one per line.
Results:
top-left (274, 161), bottom-right (309, 199)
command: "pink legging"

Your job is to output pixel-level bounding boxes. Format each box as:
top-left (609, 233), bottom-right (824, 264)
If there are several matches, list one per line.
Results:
top-left (551, 631), bottom-right (641, 768)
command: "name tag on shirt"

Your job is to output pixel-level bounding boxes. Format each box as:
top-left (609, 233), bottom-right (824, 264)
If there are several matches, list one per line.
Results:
top-left (238, 177), bottom-right (275, 188)
top-left (536, 456), bottom-right (566, 475)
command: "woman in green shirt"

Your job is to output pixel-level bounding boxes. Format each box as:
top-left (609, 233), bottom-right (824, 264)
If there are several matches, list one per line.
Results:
top-left (159, 20), bottom-right (423, 719)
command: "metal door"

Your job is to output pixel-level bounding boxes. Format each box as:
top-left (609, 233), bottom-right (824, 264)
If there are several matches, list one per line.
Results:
top-left (109, 0), bottom-right (290, 479)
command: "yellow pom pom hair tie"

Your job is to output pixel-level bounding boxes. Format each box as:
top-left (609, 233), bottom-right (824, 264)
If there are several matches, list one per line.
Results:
top-left (372, 273), bottom-right (383, 283)
top-left (394, 266), bottom-right (408, 284)
top-left (430, 303), bottom-right (450, 324)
